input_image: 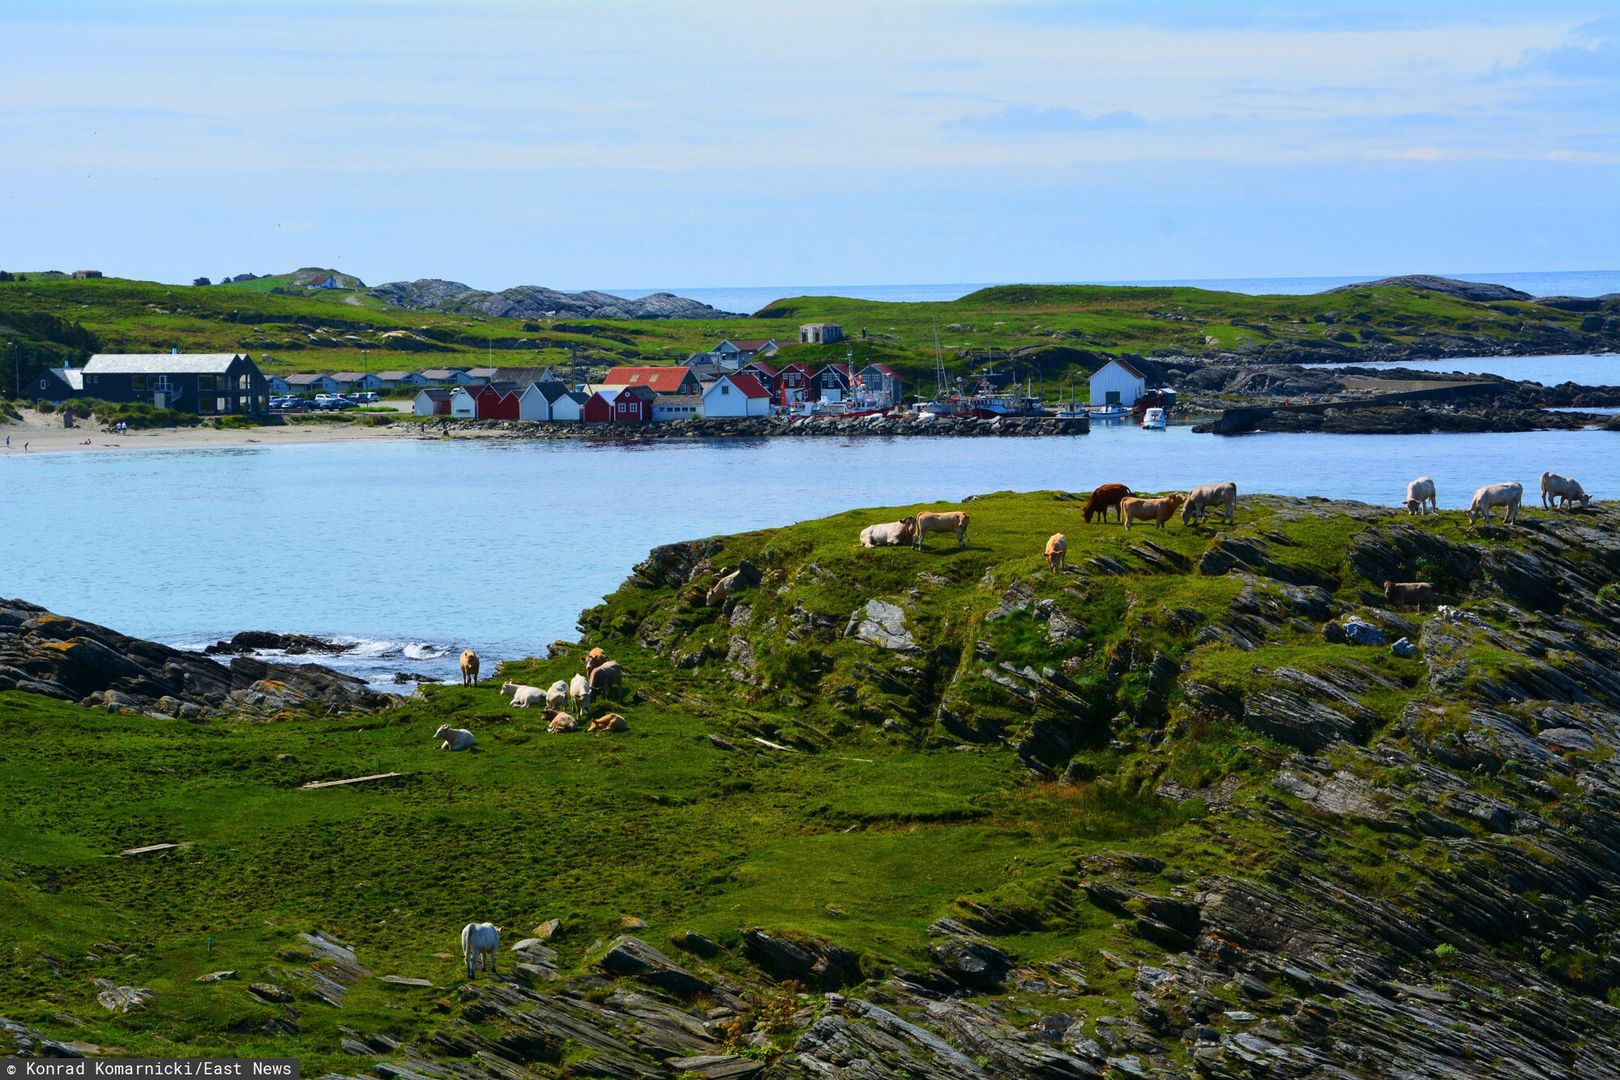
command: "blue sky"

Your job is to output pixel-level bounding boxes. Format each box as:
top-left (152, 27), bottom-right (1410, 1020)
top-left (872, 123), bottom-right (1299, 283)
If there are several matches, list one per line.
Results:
top-left (3, 1), bottom-right (1617, 289)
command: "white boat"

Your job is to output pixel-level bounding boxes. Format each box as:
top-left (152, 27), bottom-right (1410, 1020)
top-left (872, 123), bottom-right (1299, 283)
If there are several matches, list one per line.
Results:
top-left (1091, 404), bottom-right (1129, 420)
top-left (1141, 407), bottom-right (1166, 429)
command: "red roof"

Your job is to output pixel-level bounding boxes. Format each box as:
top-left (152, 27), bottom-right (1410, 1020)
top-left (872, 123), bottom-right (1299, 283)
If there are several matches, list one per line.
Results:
top-left (726, 373), bottom-right (770, 399)
top-left (603, 366), bottom-right (692, 393)
top-left (861, 363), bottom-right (897, 376)
top-left (741, 360), bottom-right (779, 377)
top-left (778, 361), bottom-right (811, 376)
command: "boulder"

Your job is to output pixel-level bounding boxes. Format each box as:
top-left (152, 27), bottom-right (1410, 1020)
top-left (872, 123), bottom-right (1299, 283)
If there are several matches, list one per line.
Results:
top-left (845, 599), bottom-right (920, 654)
top-left (596, 936), bottom-right (712, 998)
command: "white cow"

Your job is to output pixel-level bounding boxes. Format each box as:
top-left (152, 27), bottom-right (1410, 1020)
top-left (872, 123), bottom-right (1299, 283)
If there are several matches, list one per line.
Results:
top-left (569, 673), bottom-right (591, 713)
top-left (460, 922), bottom-right (500, 979)
top-left (545, 680), bottom-right (568, 710)
top-left (1404, 476), bottom-right (1437, 515)
top-left (1181, 482), bottom-right (1237, 525)
top-left (501, 681), bottom-right (545, 708)
top-left (859, 516), bottom-right (917, 548)
top-left (1467, 482), bottom-right (1523, 525)
top-left (433, 724), bottom-right (475, 751)
top-left (1540, 471), bottom-right (1592, 510)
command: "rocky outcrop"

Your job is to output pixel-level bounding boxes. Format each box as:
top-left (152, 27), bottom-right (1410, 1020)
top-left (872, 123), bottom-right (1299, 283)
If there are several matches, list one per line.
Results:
top-left (0, 599), bottom-right (387, 716)
top-left (1321, 274), bottom-right (1533, 302)
top-left (368, 279), bottom-right (740, 320)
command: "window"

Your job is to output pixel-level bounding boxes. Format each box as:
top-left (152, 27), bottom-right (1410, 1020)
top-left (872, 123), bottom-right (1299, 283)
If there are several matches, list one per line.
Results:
top-left (198, 375), bottom-right (215, 391)
top-left (218, 397), bottom-right (228, 413)
top-left (133, 375), bottom-right (146, 391)
top-left (721, 384), bottom-right (731, 395)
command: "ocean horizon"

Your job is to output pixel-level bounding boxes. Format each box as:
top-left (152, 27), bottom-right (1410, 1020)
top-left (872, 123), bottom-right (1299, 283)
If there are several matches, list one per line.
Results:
top-left (607, 269), bottom-right (1620, 317)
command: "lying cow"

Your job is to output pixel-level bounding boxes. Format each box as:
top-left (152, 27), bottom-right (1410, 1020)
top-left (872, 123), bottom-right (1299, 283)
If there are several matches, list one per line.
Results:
top-left (545, 709), bottom-right (577, 733)
top-left (1182, 482), bottom-right (1237, 526)
top-left (501, 681), bottom-right (545, 708)
top-left (860, 516), bottom-right (917, 548)
top-left (433, 724), bottom-right (475, 751)
top-left (588, 712), bottom-right (628, 733)
top-left (1468, 482), bottom-right (1522, 525)
top-left (1121, 494), bottom-right (1184, 530)
top-left (1382, 580), bottom-right (1436, 611)
top-left (1540, 471), bottom-right (1592, 510)
top-left (913, 511), bottom-right (970, 551)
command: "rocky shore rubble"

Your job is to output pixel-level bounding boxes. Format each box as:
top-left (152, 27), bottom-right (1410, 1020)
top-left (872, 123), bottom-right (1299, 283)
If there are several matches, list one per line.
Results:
top-left (0, 599), bottom-right (387, 717)
top-left (423, 412), bottom-right (1091, 442)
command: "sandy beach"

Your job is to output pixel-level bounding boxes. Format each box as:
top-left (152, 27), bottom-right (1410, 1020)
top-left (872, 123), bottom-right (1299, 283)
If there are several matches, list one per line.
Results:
top-left (0, 408), bottom-right (417, 456)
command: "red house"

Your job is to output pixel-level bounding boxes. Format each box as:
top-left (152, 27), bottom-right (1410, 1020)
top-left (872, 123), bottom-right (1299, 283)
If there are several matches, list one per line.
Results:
top-left (602, 365), bottom-right (701, 396)
top-left (775, 361), bottom-right (812, 404)
top-left (472, 382), bottom-right (522, 420)
top-left (583, 385), bottom-right (655, 424)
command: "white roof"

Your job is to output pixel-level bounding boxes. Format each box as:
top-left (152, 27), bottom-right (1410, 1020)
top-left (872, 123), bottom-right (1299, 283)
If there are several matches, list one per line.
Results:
top-left (85, 353), bottom-right (244, 375)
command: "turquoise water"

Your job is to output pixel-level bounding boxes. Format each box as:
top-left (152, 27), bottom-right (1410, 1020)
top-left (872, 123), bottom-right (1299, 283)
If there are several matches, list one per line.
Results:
top-left (1336, 353), bottom-right (1619, 386)
top-left (620, 270), bottom-right (1620, 317)
top-left (4, 427), bottom-right (1614, 686)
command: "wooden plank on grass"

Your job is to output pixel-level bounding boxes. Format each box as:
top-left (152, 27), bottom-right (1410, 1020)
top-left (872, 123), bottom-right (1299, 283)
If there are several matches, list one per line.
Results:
top-left (300, 771), bottom-right (403, 790)
top-left (119, 842), bottom-right (190, 857)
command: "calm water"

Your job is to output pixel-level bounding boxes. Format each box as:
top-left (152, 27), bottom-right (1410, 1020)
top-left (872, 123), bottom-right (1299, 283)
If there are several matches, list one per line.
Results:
top-left (4, 426), bottom-right (1614, 686)
top-left (1335, 353), bottom-right (1620, 386)
top-left (618, 270), bottom-right (1620, 317)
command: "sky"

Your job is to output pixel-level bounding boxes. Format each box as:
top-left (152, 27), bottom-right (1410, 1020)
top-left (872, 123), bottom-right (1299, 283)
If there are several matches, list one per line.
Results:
top-left (3, 1), bottom-right (1618, 290)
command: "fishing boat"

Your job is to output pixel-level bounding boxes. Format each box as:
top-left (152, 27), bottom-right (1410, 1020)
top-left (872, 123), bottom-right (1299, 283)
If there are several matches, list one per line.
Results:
top-left (1090, 404), bottom-right (1129, 420)
top-left (1140, 406), bottom-right (1166, 430)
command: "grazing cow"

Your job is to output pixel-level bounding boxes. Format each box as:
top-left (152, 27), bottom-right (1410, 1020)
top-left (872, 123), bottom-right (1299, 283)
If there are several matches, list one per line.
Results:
top-left (433, 724), bottom-right (475, 751)
top-left (1044, 533), bottom-right (1067, 571)
top-left (1404, 476), bottom-right (1438, 515)
top-left (860, 516), bottom-right (917, 548)
top-left (1181, 482), bottom-right (1237, 525)
top-left (913, 511), bottom-right (970, 551)
top-left (1082, 483), bottom-right (1132, 524)
top-left (583, 647), bottom-right (606, 673)
top-left (501, 681), bottom-right (545, 708)
top-left (545, 680), bottom-right (568, 710)
top-left (569, 673), bottom-right (591, 713)
top-left (1540, 471), bottom-right (1592, 510)
top-left (460, 922), bottom-right (501, 979)
top-left (706, 561), bottom-right (763, 607)
top-left (1468, 482), bottom-right (1523, 525)
top-left (1121, 494), bottom-right (1185, 530)
top-left (588, 660), bottom-right (623, 699)
top-left (459, 650), bottom-right (480, 686)
top-left (588, 712), bottom-right (628, 733)
top-left (1382, 580), bottom-right (1436, 611)
top-left (545, 709), bottom-right (577, 733)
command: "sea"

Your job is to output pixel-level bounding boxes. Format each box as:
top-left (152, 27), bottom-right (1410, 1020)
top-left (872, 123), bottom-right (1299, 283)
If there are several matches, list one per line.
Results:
top-left (609, 270), bottom-right (1620, 318)
top-left (5, 420), bottom-right (1616, 688)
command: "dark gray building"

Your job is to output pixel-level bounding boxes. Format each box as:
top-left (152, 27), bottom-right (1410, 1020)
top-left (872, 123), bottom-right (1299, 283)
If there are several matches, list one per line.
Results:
top-left (80, 353), bottom-right (270, 415)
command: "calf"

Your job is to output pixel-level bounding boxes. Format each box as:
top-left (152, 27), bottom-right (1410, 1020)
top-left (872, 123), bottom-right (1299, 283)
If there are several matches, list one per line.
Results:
top-left (1382, 580), bottom-right (1436, 612)
top-left (1044, 533), bottom-right (1067, 571)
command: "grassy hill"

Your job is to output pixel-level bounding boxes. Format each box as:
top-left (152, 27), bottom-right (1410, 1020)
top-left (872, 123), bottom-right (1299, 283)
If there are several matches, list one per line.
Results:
top-left (4, 492), bottom-right (1619, 1074)
top-left (2, 272), bottom-right (1616, 397)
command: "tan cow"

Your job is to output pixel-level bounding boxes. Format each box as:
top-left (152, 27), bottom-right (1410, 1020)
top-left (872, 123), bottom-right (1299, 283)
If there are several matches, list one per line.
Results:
top-left (459, 650), bottom-right (480, 686)
top-left (913, 511), bottom-right (969, 551)
top-left (1121, 494), bottom-right (1185, 530)
top-left (588, 712), bottom-right (628, 733)
top-left (1044, 533), bottom-right (1067, 571)
top-left (1181, 482), bottom-right (1237, 525)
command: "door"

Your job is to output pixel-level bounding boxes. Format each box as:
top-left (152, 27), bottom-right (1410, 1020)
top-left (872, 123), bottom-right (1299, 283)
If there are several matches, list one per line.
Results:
top-left (1105, 390), bottom-right (1121, 405)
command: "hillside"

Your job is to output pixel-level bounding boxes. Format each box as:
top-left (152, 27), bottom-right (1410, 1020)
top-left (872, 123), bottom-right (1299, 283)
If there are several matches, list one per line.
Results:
top-left (3, 493), bottom-right (1619, 1075)
top-left (2, 272), bottom-right (1618, 392)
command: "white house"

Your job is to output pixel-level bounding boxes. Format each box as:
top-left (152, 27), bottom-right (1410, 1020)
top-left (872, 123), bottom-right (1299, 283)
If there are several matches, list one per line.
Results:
top-left (701, 372), bottom-right (772, 418)
top-left (1088, 358), bottom-right (1147, 408)
top-left (517, 381), bottom-right (571, 421)
top-left (413, 388), bottom-right (453, 416)
top-left (549, 389), bottom-right (589, 423)
top-left (652, 394), bottom-right (703, 422)
top-left (449, 386), bottom-right (481, 419)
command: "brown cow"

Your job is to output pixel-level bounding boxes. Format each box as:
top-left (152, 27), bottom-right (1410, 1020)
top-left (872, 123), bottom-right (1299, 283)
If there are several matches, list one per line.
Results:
top-left (459, 650), bottom-right (480, 686)
top-left (913, 511), bottom-right (970, 551)
top-left (1382, 580), bottom-right (1436, 611)
top-left (1120, 494), bottom-right (1185, 530)
top-left (583, 647), bottom-right (606, 673)
top-left (1082, 483), bottom-right (1132, 523)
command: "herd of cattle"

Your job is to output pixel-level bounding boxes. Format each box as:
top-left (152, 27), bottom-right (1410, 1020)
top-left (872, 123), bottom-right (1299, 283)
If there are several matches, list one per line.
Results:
top-left (436, 646), bottom-right (628, 754)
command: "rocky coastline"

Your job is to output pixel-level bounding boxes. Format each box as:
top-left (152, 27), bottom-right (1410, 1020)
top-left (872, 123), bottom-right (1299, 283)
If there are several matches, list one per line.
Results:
top-left (420, 412), bottom-right (1094, 441)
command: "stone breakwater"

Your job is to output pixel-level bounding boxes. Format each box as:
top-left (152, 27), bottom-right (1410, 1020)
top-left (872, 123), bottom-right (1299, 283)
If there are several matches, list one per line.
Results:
top-left (421, 413), bottom-right (1092, 441)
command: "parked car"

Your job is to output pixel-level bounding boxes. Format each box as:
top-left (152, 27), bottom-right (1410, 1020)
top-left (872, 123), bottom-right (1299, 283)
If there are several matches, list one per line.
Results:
top-left (351, 391), bottom-right (379, 404)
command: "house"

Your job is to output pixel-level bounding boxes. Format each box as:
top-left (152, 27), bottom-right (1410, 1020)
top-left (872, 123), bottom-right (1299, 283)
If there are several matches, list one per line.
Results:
top-left (1089, 358), bottom-right (1147, 408)
top-left (714, 338), bottom-right (779, 363)
top-left (329, 371), bottom-right (365, 390)
top-left (354, 372), bottom-right (391, 391)
top-left (413, 388), bottom-right (454, 416)
top-left (284, 372), bottom-right (340, 394)
top-left (549, 388), bottom-right (590, 423)
top-left (800, 323), bottom-right (844, 345)
top-left (774, 361), bottom-right (812, 404)
top-left (71, 270), bottom-right (103, 280)
top-left (684, 353), bottom-right (734, 382)
top-left (464, 367), bottom-right (501, 385)
top-left (267, 375), bottom-right (293, 395)
top-left (602, 365), bottom-right (701, 397)
top-left (375, 370), bottom-right (428, 389)
top-left (651, 394), bottom-right (704, 422)
top-left (307, 274), bottom-right (341, 290)
top-left (80, 353), bottom-right (269, 415)
top-left (419, 368), bottom-right (474, 386)
top-left (517, 381), bottom-right (572, 421)
top-left (583, 384), bottom-right (655, 424)
top-left (32, 365), bottom-right (83, 402)
top-left (449, 383), bottom-right (520, 419)
top-left (811, 363), bottom-right (854, 403)
top-left (737, 359), bottom-right (779, 396)
top-left (701, 373), bottom-right (772, 418)
top-left (857, 363), bottom-right (902, 405)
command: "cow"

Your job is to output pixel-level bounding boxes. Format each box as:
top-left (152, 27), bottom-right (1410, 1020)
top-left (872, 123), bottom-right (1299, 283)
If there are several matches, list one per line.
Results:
top-left (1044, 533), bottom-right (1067, 571)
top-left (500, 681), bottom-right (545, 708)
top-left (1082, 483), bottom-right (1132, 524)
top-left (588, 660), bottom-right (623, 699)
top-left (913, 511), bottom-right (969, 551)
top-left (545, 709), bottom-right (578, 733)
top-left (460, 922), bottom-right (501, 979)
top-left (433, 724), bottom-right (475, 751)
top-left (583, 647), bottom-right (607, 673)
top-left (1540, 472), bottom-right (1592, 510)
top-left (1468, 482), bottom-right (1523, 525)
top-left (588, 712), bottom-right (628, 733)
top-left (860, 516), bottom-right (917, 548)
top-left (569, 673), bottom-right (591, 713)
top-left (1382, 580), bottom-right (1436, 611)
top-left (459, 650), bottom-right (480, 686)
top-left (1404, 476), bottom-right (1437, 515)
top-left (1121, 494), bottom-right (1185, 530)
top-left (1181, 482), bottom-right (1237, 526)
top-left (545, 680), bottom-right (568, 710)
